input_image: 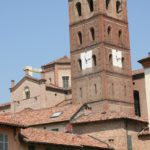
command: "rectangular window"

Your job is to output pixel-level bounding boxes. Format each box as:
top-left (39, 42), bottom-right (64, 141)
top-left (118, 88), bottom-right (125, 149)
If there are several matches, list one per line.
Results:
top-left (28, 145), bottom-right (35, 150)
top-left (80, 88), bottom-right (82, 98)
top-left (62, 76), bottom-right (69, 89)
top-left (134, 90), bottom-right (141, 117)
top-left (51, 128), bottom-right (59, 131)
top-left (0, 134), bottom-right (8, 150)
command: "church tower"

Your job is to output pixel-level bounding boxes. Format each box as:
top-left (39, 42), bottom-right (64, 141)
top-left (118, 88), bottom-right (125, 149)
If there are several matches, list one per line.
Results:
top-left (69, 0), bottom-right (134, 114)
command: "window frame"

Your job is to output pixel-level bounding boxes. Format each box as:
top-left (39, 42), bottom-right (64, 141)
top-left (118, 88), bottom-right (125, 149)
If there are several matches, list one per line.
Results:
top-left (134, 90), bottom-right (141, 117)
top-left (87, 0), bottom-right (94, 12)
top-left (24, 87), bottom-right (31, 99)
top-left (0, 134), bottom-right (8, 150)
top-left (28, 145), bottom-right (35, 150)
top-left (76, 2), bottom-right (82, 16)
top-left (62, 76), bottom-right (69, 89)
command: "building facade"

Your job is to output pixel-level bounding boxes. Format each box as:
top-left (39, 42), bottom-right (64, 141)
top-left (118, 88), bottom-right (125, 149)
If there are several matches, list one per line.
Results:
top-left (69, 0), bottom-right (134, 115)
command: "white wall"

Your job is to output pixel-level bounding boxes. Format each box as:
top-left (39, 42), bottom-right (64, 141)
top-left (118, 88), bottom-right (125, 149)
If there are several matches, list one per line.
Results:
top-left (144, 68), bottom-right (150, 127)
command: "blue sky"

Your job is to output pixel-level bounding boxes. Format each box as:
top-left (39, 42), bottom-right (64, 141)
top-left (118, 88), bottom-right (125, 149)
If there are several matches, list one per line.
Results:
top-left (0, 0), bottom-right (149, 102)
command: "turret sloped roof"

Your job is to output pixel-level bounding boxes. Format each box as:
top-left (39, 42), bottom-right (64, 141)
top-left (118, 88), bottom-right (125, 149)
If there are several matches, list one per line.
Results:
top-left (42, 56), bottom-right (70, 68)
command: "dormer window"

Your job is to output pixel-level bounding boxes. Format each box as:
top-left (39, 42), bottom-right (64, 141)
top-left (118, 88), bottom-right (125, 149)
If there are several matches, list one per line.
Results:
top-left (50, 112), bottom-right (63, 118)
top-left (76, 2), bottom-right (82, 16)
top-left (87, 0), bottom-right (94, 12)
top-left (24, 87), bottom-right (30, 99)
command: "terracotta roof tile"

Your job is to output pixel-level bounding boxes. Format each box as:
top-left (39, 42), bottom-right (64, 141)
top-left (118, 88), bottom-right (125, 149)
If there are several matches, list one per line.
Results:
top-left (42, 56), bottom-right (70, 67)
top-left (20, 128), bottom-right (112, 149)
top-left (71, 111), bottom-right (147, 124)
top-left (132, 69), bottom-right (144, 75)
top-left (0, 115), bottom-right (24, 127)
top-left (0, 102), bottom-right (11, 108)
top-left (138, 127), bottom-right (150, 137)
top-left (1, 104), bottom-right (81, 126)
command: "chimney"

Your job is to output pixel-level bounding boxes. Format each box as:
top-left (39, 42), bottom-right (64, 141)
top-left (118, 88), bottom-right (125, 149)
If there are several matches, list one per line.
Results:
top-left (11, 80), bottom-right (15, 88)
top-left (148, 52), bottom-right (150, 57)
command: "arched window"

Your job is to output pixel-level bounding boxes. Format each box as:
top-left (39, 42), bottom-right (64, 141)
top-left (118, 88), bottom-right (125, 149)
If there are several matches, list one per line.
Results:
top-left (78, 59), bottom-right (82, 70)
top-left (124, 85), bottom-right (127, 97)
top-left (107, 26), bottom-right (111, 36)
top-left (116, 0), bottom-right (122, 14)
top-left (94, 84), bottom-right (97, 94)
top-left (134, 90), bottom-right (141, 117)
top-left (76, 2), bottom-right (82, 16)
top-left (109, 54), bottom-right (112, 65)
top-left (87, 0), bottom-right (94, 12)
top-left (78, 31), bottom-right (82, 45)
top-left (122, 57), bottom-right (124, 68)
top-left (92, 55), bottom-right (97, 66)
top-left (80, 88), bottom-right (83, 98)
top-left (118, 29), bottom-right (122, 38)
top-left (24, 87), bottom-right (30, 99)
top-left (112, 83), bottom-right (114, 96)
top-left (90, 27), bottom-right (95, 41)
top-left (106, 0), bottom-right (110, 9)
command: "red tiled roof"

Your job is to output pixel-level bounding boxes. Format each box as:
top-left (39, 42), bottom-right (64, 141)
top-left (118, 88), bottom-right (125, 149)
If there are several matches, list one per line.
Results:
top-left (138, 127), bottom-right (150, 137)
top-left (138, 55), bottom-right (150, 63)
top-left (138, 55), bottom-right (150, 68)
top-left (0, 102), bottom-right (11, 108)
top-left (20, 128), bottom-right (112, 149)
top-left (71, 112), bottom-right (147, 124)
top-left (1, 104), bottom-right (81, 126)
top-left (132, 69), bottom-right (144, 75)
top-left (0, 115), bottom-right (24, 127)
top-left (42, 56), bottom-right (70, 67)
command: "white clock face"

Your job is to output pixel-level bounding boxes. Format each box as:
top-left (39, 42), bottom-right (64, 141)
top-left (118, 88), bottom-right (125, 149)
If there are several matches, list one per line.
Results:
top-left (112, 49), bottom-right (122, 68)
top-left (80, 50), bottom-right (92, 70)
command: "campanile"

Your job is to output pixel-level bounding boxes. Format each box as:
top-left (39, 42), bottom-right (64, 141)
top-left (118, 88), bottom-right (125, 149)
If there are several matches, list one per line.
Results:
top-left (69, 0), bottom-right (134, 114)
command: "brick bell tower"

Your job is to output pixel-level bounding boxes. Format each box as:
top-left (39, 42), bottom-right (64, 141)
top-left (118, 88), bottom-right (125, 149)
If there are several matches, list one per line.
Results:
top-left (69, 0), bottom-right (134, 114)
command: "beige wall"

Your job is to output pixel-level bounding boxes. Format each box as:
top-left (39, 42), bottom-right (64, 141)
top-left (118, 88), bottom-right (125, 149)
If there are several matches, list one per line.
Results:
top-left (34, 122), bottom-right (68, 132)
top-left (73, 120), bottom-right (149, 150)
top-left (57, 69), bottom-right (71, 88)
top-left (11, 80), bottom-right (42, 102)
top-left (133, 75), bottom-right (148, 120)
top-left (45, 90), bottom-right (71, 108)
top-left (43, 64), bottom-right (71, 88)
top-left (0, 127), bottom-right (25, 150)
top-left (127, 122), bottom-right (150, 150)
top-left (73, 120), bottom-right (128, 150)
top-left (0, 106), bottom-right (11, 114)
top-left (144, 68), bottom-right (150, 127)
top-left (55, 64), bottom-right (71, 88)
top-left (10, 78), bottom-right (71, 112)
top-left (11, 80), bottom-right (46, 112)
top-left (44, 70), bottom-right (55, 85)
